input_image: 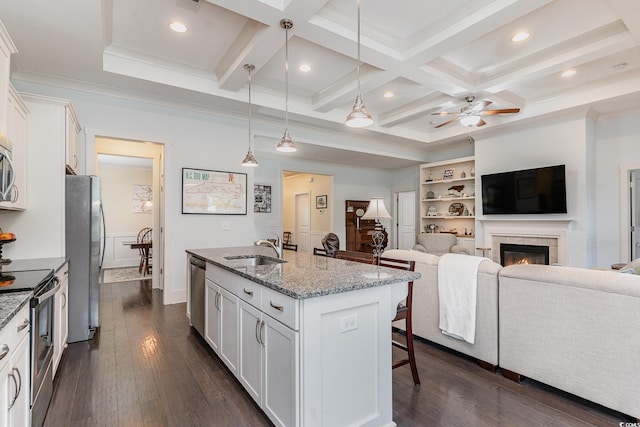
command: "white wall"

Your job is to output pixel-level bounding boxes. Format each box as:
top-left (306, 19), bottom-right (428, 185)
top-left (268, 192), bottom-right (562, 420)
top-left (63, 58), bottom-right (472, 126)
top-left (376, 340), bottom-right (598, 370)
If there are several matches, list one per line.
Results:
top-left (475, 114), bottom-right (592, 267)
top-left (595, 110), bottom-right (640, 266)
top-left (99, 163), bottom-right (152, 233)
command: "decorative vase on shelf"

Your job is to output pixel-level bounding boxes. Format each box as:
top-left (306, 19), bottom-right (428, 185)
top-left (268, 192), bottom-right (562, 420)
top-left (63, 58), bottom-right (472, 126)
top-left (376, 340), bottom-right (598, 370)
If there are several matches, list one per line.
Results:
top-left (470, 167), bottom-right (475, 177)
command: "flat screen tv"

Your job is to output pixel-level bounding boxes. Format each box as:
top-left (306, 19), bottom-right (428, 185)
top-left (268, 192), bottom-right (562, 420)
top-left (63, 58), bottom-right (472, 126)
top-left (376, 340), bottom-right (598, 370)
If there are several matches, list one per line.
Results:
top-left (481, 165), bottom-right (567, 214)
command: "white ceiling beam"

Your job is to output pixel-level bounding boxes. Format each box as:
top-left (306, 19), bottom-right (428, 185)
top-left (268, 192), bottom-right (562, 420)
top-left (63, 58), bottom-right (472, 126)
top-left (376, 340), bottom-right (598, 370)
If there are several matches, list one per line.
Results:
top-left (607, 0), bottom-right (640, 44)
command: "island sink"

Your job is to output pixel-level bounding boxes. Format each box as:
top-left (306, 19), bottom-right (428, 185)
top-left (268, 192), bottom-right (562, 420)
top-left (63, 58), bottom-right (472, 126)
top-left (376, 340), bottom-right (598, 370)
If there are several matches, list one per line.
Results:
top-left (224, 255), bottom-right (286, 266)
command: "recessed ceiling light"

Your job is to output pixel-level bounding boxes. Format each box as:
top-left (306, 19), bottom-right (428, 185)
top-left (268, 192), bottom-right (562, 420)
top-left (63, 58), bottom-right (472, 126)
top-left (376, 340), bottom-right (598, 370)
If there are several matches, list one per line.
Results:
top-left (383, 91), bottom-right (394, 98)
top-left (298, 64), bottom-right (311, 73)
top-left (511, 32), bottom-right (529, 42)
top-left (170, 21), bottom-right (187, 33)
top-left (561, 69), bottom-right (576, 78)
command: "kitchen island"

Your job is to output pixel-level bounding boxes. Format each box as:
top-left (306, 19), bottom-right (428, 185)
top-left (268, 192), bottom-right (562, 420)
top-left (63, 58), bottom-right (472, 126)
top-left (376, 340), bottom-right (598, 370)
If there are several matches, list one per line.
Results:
top-left (186, 246), bottom-right (420, 427)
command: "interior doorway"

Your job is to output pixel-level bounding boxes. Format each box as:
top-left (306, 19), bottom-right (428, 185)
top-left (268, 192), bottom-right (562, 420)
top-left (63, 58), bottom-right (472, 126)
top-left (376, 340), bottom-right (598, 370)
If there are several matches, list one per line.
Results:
top-left (295, 193), bottom-right (311, 253)
top-left (94, 137), bottom-right (165, 291)
top-left (395, 191), bottom-right (416, 250)
top-left (631, 170), bottom-right (640, 259)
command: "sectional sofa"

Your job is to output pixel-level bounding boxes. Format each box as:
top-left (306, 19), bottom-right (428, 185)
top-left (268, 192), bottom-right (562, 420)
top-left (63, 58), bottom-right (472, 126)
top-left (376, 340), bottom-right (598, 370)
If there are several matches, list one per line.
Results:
top-left (383, 248), bottom-right (640, 420)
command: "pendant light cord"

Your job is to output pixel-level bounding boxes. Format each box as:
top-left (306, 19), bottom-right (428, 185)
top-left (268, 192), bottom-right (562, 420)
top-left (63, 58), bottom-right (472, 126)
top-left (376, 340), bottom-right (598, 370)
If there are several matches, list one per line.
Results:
top-left (248, 66), bottom-right (252, 149)
top-left (356, 0), bottom-right (362, 95)
top-left (285, 25), bottom-right (290, 132)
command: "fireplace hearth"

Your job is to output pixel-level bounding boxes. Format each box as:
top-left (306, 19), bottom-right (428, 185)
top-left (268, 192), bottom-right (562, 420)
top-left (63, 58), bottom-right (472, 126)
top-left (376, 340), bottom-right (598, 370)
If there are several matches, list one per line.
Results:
top-left (500, 243), bottom-right (549, 266)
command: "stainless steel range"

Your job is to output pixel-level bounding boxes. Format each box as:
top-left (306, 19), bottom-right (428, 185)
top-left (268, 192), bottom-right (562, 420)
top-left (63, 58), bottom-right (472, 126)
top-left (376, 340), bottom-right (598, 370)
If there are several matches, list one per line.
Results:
top-left (0, 268), bottom-right (58, 427)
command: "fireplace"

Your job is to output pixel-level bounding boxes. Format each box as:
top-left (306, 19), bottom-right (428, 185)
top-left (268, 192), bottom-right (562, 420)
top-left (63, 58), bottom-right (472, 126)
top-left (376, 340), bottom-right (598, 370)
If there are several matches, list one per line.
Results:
top-left (500, 243), bottom-right (549, 266)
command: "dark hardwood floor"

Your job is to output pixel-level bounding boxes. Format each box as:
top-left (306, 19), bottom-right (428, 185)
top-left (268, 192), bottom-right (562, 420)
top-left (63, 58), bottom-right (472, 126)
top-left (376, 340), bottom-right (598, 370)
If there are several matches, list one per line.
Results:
top-left (44, 280), bottom-right (632, 427)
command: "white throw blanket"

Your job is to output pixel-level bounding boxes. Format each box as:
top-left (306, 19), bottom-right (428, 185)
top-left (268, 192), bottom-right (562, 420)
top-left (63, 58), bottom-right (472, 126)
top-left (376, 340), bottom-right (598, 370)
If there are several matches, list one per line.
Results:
top-left (438, 253), bottom-right (486, 344)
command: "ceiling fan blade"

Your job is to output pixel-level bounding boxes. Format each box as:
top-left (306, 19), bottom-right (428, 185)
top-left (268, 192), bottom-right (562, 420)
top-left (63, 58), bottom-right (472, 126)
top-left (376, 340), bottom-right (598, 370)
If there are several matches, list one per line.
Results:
top-left (434, 117), bottom-right (461, 128)
top-left (430, 111), bottom-right (460, 116)
top-left (477, 118), bottom-right (487, 127)
top-left (471, 100), bottom-right (492, 112)
top-left (481, 108), bottom-right (521, 115)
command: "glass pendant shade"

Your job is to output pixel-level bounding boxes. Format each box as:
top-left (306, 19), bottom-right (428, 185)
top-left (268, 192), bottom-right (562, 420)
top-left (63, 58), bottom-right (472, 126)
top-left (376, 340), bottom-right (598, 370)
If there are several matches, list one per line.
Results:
top-left (460, 115), bottom-right (482, 127)
top-left (276, 130), bottom-right (297, 152)
top-left (241, 150), bottom-right (258, 167)
top-left (346, 93), bottom-right (374, 128)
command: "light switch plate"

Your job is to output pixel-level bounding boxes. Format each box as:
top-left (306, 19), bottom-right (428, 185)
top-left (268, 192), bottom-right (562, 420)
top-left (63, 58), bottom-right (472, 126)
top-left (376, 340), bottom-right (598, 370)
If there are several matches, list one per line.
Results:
top-left (221, 221), bottom-right (230, 231)
top-left (340, 314), bottom-right (358, 333)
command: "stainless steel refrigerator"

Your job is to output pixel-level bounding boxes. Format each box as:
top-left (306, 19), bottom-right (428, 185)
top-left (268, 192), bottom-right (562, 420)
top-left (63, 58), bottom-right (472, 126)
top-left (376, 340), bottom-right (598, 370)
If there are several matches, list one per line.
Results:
top-left (65, 175), bottom-right (103, 342)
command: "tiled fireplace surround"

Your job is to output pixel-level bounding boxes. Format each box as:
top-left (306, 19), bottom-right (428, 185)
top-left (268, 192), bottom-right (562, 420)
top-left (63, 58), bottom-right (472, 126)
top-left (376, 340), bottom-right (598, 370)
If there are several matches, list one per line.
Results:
top-left (480, 219), bottom-right (573, 265)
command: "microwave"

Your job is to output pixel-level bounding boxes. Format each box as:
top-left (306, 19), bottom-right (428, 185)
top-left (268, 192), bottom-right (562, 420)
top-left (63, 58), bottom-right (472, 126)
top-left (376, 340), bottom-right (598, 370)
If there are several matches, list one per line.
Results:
top-left (0, 137), bottom-right (15, 202)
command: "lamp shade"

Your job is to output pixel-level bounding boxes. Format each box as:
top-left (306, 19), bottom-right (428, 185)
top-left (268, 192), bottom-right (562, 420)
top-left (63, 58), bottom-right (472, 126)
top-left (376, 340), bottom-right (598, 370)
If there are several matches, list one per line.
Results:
top-left (361, 197), bottom-right (391, 220)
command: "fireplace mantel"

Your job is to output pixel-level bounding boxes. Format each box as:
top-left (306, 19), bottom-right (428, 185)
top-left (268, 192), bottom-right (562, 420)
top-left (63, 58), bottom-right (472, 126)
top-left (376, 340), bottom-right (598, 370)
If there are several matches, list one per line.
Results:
top-left (479, 218), bottom-right (575, 265)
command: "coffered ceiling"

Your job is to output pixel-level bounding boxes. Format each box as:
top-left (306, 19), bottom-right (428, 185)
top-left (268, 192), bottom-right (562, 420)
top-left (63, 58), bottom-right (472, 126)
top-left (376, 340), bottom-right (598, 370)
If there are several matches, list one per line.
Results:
top-left (1, 0), bottom-right (639, 168)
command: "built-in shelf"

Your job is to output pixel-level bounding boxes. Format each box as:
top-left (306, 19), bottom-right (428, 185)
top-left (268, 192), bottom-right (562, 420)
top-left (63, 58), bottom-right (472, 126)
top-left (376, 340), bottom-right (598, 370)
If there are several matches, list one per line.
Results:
top-left (422, 216), bottom-right (475, 220)
top-left (422, 196), bottom-right (475, 202)
top-left (422, 177), bottom-right (475, 185)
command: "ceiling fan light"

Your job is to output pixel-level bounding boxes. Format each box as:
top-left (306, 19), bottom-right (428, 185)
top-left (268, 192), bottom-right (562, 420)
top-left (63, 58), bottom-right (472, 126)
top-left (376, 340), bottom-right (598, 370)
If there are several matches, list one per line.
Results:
top-left (460, 115), bottom-right (481, 127)
top-left (241, 149), bottom-right (258, 167)
top-left (276, 130), bottom-right (297, 152)
top-left (346, 93), bottom-right (374, 128)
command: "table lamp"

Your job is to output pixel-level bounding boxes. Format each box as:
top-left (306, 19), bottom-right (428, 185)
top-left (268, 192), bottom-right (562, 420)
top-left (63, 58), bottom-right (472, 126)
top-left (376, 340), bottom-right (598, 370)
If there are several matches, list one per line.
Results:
top-left (361, 197), bottom-right (391, 277)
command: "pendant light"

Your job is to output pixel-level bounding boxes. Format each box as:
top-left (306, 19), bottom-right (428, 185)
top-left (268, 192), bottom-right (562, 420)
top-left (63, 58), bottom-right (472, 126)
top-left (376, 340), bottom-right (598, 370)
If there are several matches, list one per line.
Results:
top-left (241, 64), bottom-right (258, 167)
top-left (276, 18), bottom-right (297, 153)
top-left (345, 0), bottom-right (373, 128)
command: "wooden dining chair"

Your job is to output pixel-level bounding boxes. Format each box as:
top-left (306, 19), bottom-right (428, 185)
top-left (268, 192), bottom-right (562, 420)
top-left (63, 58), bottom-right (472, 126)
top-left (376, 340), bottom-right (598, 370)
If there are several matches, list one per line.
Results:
top-left (313, 247), bottom-right (333, 257)
top-left (137, 227), bottom-right (152, 276)
top-left (377, 256), bottom-right (420, 385)
top-left (283, 231), bottom-right (292, 244)
top-left (282, 243), bottom-right (298, 252)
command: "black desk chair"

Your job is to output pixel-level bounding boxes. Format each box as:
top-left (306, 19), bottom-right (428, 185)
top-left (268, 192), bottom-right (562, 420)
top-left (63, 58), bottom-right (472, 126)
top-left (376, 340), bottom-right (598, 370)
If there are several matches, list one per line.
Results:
top-left (282, 243), bottom-right (298, 252)
top-left (313, 247), bottom-right (333, 257)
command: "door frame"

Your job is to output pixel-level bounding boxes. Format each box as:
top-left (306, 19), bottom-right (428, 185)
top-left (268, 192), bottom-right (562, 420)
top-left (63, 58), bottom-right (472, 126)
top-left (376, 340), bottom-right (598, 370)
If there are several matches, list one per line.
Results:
top-left (619, 164), bottom-right (640, 262)
top-left (394, 190), bottom-right (416, 250)
top-left (295, 192), bottom-right (311, 253)
top-left (86, 129), bottom-right (166, 297)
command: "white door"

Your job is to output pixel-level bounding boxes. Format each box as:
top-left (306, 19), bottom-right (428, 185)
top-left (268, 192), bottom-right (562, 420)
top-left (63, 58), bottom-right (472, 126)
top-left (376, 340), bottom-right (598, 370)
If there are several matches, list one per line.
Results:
top-left (397, 191), bottom-right (416, 250)
top-left (219, 288), bottom-right (239, 375)
top-left (295, 193), bottom-right (310, 253)
top-left (631, 170), bottom-right (640, 259)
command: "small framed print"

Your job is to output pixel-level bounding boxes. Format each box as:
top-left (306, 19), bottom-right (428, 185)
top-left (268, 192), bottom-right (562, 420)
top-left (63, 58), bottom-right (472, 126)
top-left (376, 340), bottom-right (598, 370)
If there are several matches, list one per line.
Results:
top-left (254, 184), bottom-right (272, 213)
top-left (316, 195), bottom-right (327, 209)
top-left (443, 168), bottom-right (455, 180)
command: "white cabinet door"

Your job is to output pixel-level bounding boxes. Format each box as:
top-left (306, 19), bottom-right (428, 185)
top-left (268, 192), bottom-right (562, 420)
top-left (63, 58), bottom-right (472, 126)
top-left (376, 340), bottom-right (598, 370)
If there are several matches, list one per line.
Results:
top-left (53, 262), bottom-right (69, 376)
top-left (238, 300), bottom-right (263, 404)
top-left (0, 22), bottom-right (16, 138)
top-left (0, 85), bottom-right (27, 210)
top-left (7, 332), bottom-right (29, 427)
top-left (205, 279), bottom-right (220, 353)
top-left (0, 344), bottom-right (10, 427)
top-left (65, 105), bottom-right (80, 173)
top-left (219, 288), bottom-right (238, 375)
top-left (263, 316), bottom-right (298, 427)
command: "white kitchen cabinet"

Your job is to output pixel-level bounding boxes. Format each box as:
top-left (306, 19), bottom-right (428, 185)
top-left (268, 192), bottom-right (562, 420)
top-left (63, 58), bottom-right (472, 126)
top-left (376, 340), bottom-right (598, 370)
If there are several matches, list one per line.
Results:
top-left (205, 278), bottom-right (239, 375)
top-left (53, 261), bottom-right (69, 376)
top-left (0, 84), bottom-right (28, 211)
top-left (205, 279), bottom-right (221, 353)
top-left (238, 298), bottom-right (298, 427)
top-left (0, 20), bottom-right (18, 138)
top-left (65, 105), bottom-right (80, 173)
top-left (0, 303), bottom-right (31, 427)
top-left (262, 314), bottom-right (297, 427)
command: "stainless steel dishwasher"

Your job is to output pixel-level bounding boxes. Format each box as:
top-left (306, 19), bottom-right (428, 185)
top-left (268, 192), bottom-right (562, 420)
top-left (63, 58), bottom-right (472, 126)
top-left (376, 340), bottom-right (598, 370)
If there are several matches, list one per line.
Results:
top-left (189, 256), bottom-right (206, 337)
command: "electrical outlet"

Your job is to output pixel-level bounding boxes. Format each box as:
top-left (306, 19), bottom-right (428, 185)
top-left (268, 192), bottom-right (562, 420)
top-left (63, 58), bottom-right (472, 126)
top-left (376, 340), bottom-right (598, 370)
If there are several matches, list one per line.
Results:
top-left (221, 221), bottom-right (230, 231)
top-left (340, 314), bottom-right (358, 333)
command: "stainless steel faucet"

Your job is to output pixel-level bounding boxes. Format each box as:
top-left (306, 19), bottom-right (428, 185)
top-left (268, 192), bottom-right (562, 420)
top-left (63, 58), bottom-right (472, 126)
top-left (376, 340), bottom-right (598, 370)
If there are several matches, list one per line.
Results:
top-left (255, 234), bottom-right (282, 258)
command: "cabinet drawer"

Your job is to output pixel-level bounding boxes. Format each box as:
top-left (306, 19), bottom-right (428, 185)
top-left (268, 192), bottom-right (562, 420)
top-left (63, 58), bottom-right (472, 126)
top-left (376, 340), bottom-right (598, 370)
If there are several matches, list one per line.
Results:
top-left (261, 287), bottom-right (299, 331)
top-left (0, 304), bottom-right (30, 369)
top-left (237, 280), bottom-right (262, 308)
top-left (206, 264), bottom-right (239, 295)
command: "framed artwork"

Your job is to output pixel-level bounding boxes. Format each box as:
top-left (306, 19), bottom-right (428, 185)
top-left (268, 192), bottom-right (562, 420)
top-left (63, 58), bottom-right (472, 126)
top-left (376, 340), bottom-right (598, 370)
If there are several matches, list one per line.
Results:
top-left (443, 168), bottom-right (455, 180)
top-left (316, 194), bottom-right (327, 209)
top-left (181, 167), bottom-right (247, 215)
top-left (254, 184), bottom-right (272, 213)
top-left (132, 184), bottom-right (153, 213)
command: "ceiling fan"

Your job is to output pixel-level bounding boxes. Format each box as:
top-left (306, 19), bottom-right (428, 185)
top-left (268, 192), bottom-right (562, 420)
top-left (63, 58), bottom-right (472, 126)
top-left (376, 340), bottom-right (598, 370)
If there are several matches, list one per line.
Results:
top-left (432, 96), bottom-right (520, 128)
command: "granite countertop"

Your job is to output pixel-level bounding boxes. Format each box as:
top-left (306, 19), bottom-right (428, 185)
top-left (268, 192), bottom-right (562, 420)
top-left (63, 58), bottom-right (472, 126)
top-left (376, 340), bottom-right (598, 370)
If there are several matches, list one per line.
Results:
top-left (0, 257), bottom-right (68, 332)
top-left (186, 246), bottom-right (420, 299)
top-left (0, 291), bottom-right (31, 330)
